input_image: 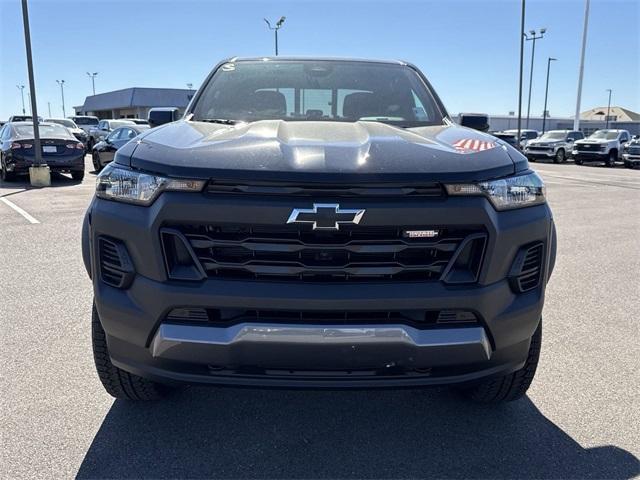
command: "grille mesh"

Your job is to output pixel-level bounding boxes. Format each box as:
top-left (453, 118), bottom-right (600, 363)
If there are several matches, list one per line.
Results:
top-left (166, 224), bottom-right (486, 282)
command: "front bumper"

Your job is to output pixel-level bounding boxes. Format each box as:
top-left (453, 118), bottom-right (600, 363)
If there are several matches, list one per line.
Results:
top-left (573, 151), bottom-right (608, 161)
top-left (525, 148), bottom-right (556, 159)
top-left (84, 191), bottom-right (555, 388)
top-left (623, 154), bottom-right (640, 164)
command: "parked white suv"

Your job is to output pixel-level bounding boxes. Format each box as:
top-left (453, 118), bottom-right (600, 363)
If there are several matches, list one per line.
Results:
top-left (524, 130), bottom-right (584, 163)
top-left (573, 129), bottom-right (631, 167)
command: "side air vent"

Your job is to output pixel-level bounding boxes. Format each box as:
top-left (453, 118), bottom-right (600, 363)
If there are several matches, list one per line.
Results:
top-left (99, 237), bottom-right (134, 289)
top-left (509, 242), bottom-right (544, 293)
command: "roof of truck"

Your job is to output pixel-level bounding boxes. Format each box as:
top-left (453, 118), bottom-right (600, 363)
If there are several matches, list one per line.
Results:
top-left (228, 56), bottom-right (408, 65)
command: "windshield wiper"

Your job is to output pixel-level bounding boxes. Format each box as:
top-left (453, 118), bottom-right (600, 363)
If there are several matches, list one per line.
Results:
top-left (198, 118), bottom-right (241, 125)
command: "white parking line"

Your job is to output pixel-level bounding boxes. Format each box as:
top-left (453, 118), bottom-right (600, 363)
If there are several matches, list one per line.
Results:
top-left (0, 197), bottom-right (40, 224)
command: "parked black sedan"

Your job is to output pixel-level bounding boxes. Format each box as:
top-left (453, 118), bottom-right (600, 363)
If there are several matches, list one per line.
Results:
top-left (0, 122), bottom-right (85, 181)
top-left (91, 124), bottom-right (148, 172)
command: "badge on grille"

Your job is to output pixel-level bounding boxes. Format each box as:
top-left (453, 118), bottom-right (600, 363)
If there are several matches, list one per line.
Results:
top-left (403, 229), bottom-right (440, 238)
top-left (287, 204), bottom-right (365, 230)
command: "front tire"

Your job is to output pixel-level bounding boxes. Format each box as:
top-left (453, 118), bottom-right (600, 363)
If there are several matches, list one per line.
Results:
top-left (606, 150), bottom-right (617, 167)
top-left (554, 148), bottom-right (565, 164)
top-left (459, 321), bottom-right (541, 403)
top-left (574, 158), bottom-right (583, 165)
top-left (72, 170), bottom-right (85, 181)
top-left (92, 151), bottom-right (102, 172)
top-left (92, 303), bottom-right (172, 400)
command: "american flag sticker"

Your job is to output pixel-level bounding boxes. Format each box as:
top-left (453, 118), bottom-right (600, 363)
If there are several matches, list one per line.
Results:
top-left (452, 138), bottom-right (497, 152)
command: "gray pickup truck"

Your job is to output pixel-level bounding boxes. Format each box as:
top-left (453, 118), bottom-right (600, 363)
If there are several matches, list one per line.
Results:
top-left (83, 57), bottom-right (556, 405)
top-left (524, 130), bottom-right (584, 163)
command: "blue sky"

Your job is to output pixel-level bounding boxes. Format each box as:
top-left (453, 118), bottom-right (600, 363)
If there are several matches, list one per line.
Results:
top-left (1, 0), bottom-right (638, 120)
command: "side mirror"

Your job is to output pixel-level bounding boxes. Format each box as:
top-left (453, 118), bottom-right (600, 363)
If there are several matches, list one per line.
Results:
top-left (148, 107), bottom-right (180, 128)
top-left (459, 113), bottom-right (490, 132)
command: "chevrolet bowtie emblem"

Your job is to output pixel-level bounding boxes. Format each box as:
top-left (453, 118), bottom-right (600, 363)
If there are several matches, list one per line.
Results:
top-left (286, 204), bottom-right (366, 230)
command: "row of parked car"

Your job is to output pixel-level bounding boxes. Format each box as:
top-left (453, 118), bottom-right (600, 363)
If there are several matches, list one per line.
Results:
top-left (490, 128), bottom-right (639, 168)
top-left (2, 111), bottom-right (639, 183)
top-left (0, 115), bottom-right (153, 181)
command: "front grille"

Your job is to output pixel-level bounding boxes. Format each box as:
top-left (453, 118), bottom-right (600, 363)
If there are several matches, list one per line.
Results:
top-left (576, 144), bottom-right (600, 151)
top-left (628, 146), bottom-right (640, 155)
top-left (527, 146), bottom-right (552, 151)
top-left (165, 224), bottom-right (486, 282)
top-left (165, 307), bottom-right (480, 328)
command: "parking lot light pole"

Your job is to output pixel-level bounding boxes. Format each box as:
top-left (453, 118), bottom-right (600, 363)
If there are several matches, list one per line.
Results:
top-left (605, 89), bottom-right (612, 129)
top-left (56, 79), bottom-right (66, 117)
top-left (17, 85), bottom-right (26, 114)
top-left (542, 57), bottom-right (557, 134)
top-left (574, 0), bottom-right (590, 131)
top-left (517, 0), bottom-right (526, 146)
top-left (525, 28), bottom-right (546, 129)
top-left (86, 72), bottom-right (98, 95)
top-left (21, 0), bottom-right (50, 186)
top-left (264, 16), bottom-right (286, 56)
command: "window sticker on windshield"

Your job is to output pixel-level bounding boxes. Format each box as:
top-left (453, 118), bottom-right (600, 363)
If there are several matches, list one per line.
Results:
top-left (452, 138), bottom-right (496, 153)
top-left (221, 63), bottom-right (236, 71)
top-left (413, 107), bottom-right (428, 121)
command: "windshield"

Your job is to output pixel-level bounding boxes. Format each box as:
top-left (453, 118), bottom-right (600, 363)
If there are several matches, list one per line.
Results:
top-left (191, 60), bottom-right (444, 127)
top-left (46, 119), bottom-right (77, 128)
top-left (73, 117), bottom-right (99, 126)
top-left (540, 131), bottom-right (566, 140)
top-left (13, 124), bottom-right (71, 137)
top-left (589, 130), bottom-right (619, 140)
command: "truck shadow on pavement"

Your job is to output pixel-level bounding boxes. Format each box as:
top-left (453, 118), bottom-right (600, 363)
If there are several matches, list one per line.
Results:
top-left (76, 387), bottom-right (639, 479)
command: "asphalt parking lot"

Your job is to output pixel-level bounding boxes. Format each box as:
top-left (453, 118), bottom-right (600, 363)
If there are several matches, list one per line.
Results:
top-left (1, 157), bottom-right (639, 479)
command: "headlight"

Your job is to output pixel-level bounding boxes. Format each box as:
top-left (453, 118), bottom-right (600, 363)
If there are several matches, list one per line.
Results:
top-left (445, 172), bottom-right (546, 211)
top-left (96, 164), bottom-right (205, 205)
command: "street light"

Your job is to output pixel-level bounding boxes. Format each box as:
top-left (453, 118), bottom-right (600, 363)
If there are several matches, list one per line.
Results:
top-left (542, 57), bottom-right (557, 134)
top-left (524, 28), bottom-right (546, 128)
top-left (605, 89), bottom-right (613, 128)
top-left (86, 72), bottom-right (98, 95)
top-left (516, 0), bottom-right (526, 147)
top-left (574, 0), bottom-right (590, 131)
top-left (21, 0), bottom-right (46, 185)
top-left (186, 83), bottom-right (193, 90)
top-left (16, 85), bottom-right (26, 114)
top-left (56, 79), bottom-right (66, 117)
top-left (264, 16), bottom-right (286, 56)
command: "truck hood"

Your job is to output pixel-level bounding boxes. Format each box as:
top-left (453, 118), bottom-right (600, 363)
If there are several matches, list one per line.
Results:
top-left (121, 120), bottom-right (523, 182)
top-left (575, 139), bottom-right (610, 145)
top-left (528, 139), bottom-right (562, 146)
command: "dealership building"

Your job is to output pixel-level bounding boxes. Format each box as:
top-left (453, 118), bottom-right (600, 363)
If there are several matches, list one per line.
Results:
top-left (481, 106), bottom-right (640, 136)
top-left (74, 87), bottom-right (196, 119)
